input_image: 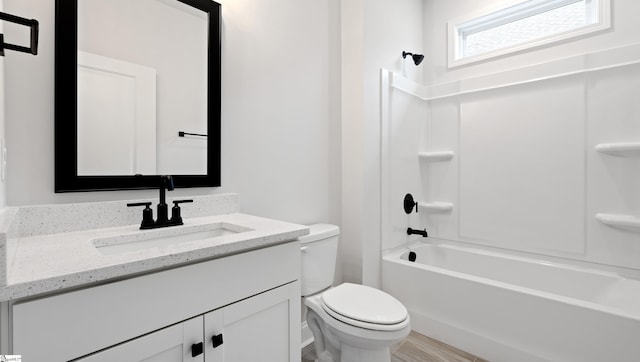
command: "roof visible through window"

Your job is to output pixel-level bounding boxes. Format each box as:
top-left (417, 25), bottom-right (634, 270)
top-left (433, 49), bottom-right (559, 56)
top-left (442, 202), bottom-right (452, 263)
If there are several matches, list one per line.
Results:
top-left (448, 0), bottom-right (610, 67)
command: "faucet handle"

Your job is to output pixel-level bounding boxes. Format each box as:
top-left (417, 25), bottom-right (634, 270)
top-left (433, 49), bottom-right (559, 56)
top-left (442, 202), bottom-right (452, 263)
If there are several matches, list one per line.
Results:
top-left (127, 202), bottom-right (155, 229)
top-left (173, 199), bottom-right (194, 205)
top-left (127, 202), bottom-right (152, 207)
top-left (171, 199), bottom-right (193, 224)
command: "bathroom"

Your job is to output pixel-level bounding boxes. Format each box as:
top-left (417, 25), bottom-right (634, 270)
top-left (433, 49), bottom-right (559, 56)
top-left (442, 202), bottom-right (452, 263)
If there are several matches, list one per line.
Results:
top-left (0, 0), bottom-right (638, 361)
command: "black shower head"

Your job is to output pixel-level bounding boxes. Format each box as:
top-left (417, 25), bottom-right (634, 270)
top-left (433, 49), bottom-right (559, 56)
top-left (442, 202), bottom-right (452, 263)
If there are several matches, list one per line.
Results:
top-left (402, 51), bottom-right (424, 66)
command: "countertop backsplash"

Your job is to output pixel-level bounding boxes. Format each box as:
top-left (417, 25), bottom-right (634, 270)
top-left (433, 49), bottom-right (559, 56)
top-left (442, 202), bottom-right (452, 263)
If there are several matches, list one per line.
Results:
top-left (7, 193), bottom-right (239, 238)
top-left (0, 193), bottom-right (240, 287)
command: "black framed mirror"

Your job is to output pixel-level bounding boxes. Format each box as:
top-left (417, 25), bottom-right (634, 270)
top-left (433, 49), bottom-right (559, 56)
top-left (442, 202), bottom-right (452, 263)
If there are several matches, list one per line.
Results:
top-left (54, 0), bottom-right (221, 192)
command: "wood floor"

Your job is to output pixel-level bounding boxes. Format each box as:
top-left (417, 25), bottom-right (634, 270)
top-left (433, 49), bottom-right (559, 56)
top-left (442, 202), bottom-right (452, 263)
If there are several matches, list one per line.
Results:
top-left (302, 330), bottom-right (489, 362)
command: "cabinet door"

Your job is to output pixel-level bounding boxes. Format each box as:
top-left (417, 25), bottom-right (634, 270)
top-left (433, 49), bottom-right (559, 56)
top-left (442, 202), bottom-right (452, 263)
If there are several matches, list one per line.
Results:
top-left (76, 316), bottom-right (204, 362)
top-left (204, 282), bottom-right (301, 362)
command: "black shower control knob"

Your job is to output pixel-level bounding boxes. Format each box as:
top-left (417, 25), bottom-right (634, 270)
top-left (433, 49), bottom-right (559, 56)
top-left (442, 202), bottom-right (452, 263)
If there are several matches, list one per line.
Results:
top-left (404, 193), bottom-right (418, 214)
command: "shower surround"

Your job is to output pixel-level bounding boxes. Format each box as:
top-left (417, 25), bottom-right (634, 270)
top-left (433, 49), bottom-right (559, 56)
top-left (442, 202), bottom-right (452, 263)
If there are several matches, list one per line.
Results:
top-left (379, 43), bottom-right (640, 360)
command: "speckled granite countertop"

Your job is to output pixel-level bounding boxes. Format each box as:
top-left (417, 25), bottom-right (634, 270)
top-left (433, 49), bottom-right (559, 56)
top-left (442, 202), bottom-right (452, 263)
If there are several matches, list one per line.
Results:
top-left (0, 194), bottom-right (309, 302)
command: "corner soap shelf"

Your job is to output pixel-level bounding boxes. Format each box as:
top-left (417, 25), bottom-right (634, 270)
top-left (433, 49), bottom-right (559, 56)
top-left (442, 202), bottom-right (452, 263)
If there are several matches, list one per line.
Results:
top-left (418, 151), bottom-right (454, 162)
top-left (595, 143), bottom-right (640, 157)
top-left (418, 202), bottom-right (454, 213)
top-left (596, 214), bottom-right (640, 232)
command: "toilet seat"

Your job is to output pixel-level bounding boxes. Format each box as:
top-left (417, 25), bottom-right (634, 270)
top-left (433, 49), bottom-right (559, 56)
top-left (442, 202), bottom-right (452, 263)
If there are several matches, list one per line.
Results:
top-left (320, 283), bottom-right (408, 331)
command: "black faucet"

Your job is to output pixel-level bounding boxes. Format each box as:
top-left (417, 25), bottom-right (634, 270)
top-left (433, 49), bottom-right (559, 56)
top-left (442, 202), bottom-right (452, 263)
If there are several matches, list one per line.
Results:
top-left (407, 227), bottom-right (428, 237)
top-left (127, 175), bottom-right (193, 229)
top-left (156, 175), bottom-right (174, 225)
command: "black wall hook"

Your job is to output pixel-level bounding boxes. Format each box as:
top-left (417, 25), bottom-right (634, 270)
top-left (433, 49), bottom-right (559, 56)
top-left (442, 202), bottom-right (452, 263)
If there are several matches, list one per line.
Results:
top-left (0, 12), bottom-right (39, 56)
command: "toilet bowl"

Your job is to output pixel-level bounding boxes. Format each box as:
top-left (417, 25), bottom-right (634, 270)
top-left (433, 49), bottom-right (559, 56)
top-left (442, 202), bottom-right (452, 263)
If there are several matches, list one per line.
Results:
top-left (300, 224), bottom-right (411, 362)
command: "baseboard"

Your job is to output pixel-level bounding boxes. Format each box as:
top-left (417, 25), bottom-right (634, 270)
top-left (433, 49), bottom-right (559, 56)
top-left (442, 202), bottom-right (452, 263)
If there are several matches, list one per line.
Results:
top-left (301, 321), bottom-right (314, 348)
top-left (409, 312), bottom-right (549, 362)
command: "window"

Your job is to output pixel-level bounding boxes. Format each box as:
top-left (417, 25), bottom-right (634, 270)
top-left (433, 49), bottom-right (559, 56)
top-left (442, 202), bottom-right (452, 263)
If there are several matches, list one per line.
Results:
top-left (448, 0), bottom-right (610, 67)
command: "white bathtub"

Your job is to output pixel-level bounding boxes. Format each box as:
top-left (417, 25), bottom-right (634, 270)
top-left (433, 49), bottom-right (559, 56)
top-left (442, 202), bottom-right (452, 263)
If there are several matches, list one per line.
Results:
top-left (382, 241), bottom-right (640, 362)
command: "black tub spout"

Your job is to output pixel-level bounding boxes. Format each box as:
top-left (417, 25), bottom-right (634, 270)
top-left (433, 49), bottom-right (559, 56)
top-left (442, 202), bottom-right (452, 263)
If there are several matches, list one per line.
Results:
top-left (407, 227), bottom-right (428, 237)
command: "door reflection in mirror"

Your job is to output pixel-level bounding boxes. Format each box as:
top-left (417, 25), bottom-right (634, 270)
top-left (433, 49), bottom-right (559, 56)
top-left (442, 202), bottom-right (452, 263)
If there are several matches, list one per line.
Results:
top-left (77, 0), bottom-right (207, 176)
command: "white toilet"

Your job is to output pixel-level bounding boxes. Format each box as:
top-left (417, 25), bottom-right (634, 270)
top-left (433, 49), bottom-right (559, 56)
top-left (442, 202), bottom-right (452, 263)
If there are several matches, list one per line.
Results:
top-left (300, 224), bottom-right (411, 362)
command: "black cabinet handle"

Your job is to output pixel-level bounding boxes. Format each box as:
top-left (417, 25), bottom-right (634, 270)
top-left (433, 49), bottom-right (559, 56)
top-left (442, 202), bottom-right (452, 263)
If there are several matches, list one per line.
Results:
top-left (191, 342), bottom-right (204, 357)
top-left (211, 333), bottom-right (224, 348)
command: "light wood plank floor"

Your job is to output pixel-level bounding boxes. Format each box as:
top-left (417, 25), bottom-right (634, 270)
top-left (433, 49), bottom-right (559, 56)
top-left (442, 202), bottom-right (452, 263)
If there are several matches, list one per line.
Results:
top-left (302, 330), bottom-right (489, 362)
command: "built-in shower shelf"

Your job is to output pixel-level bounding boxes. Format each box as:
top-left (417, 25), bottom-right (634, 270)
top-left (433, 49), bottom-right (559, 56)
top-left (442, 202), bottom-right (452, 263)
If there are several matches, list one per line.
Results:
top-left (418, 202), bottom-right (454, 213)
top-left (418, 151), bottom-right (454, 162)
top-left (595, 143), bottom-right (640, 157)
top-left (596, 213), bottom-right (640, 231)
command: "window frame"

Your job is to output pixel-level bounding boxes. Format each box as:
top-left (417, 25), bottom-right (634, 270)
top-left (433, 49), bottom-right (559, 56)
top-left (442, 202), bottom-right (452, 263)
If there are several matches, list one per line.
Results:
top-left (447, 0), bottom-right (611, 68)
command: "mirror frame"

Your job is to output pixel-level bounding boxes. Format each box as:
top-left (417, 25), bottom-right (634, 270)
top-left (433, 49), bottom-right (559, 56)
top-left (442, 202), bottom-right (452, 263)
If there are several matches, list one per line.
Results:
top-left (54, 0), bottom-right (221, 192)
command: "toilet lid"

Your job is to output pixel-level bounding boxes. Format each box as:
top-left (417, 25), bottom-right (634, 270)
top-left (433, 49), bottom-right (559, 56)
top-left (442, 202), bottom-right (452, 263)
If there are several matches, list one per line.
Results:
top-left (321, 283), bottom-right (408, 326)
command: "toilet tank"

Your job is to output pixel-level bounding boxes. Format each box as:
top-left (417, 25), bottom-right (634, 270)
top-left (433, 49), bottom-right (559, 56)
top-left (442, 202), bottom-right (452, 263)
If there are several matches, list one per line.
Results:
top-left (300, 224), bottom-right (340, 297)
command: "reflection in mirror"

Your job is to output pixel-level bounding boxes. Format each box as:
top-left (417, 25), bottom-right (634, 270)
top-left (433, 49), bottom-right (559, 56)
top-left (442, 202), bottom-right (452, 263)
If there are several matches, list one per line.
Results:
top-left (77, 0), bottom-right (207, 176)
top-left (77, 51), bottom-right (159, 175)
top-left (54, 0), bottom-right (221, 192)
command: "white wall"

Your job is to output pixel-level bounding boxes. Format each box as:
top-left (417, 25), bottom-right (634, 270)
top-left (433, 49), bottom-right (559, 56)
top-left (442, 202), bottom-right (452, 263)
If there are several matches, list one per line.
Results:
top-left (340, 0), bottom-right (365, 287)
top-left (3, 0), bottom-right (340, 228)
top-left (341, 0), bottom-right (423, 286)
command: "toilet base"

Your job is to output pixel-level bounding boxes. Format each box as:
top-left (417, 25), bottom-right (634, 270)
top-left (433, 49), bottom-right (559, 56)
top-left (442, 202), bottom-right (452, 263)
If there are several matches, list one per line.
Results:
top-left (307, 315), bottom-right (397, 362)
top-left (338, 344), bottom-right (393, 362)
top-left (305, 303), bottom-right (410, 362)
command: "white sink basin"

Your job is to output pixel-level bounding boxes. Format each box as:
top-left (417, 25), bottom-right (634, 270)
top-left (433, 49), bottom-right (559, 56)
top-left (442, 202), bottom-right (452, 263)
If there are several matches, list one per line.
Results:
top-left (92, 222), bottom-right (253, 255)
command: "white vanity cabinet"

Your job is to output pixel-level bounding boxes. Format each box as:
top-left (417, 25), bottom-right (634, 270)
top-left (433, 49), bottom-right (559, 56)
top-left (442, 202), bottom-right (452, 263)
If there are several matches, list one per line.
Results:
top-left (204, 283), bottom-right (296, 361)
top-left (75, 315), bottom-right (204, 362)
top-left (10, 241), bottom-right (301, 362)
top-left (75, 283), bottom-right (297, 362)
